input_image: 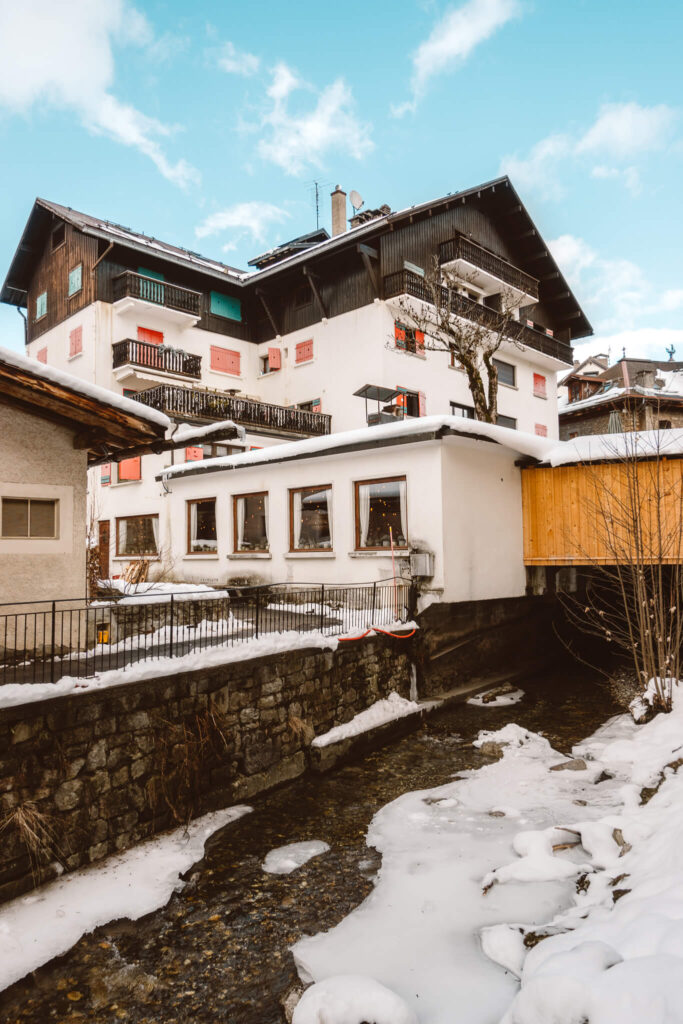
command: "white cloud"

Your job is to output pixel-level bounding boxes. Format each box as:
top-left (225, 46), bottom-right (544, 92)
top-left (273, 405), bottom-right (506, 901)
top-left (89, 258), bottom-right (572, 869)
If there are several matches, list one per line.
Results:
top-left (0, 0), bottom-right (199, 188)
top-left (218, 41), bottom-right (260, 77)
top-left (572, 328), bottom-right (683, 366)
top-left (502, 102), bottom-right (678, 200)
top-left (393, 0), bottom-right (521, 116)
top-left (195, 201), bottom-right (291, 245)
top-left (256, 63), bottom-right (373, 176)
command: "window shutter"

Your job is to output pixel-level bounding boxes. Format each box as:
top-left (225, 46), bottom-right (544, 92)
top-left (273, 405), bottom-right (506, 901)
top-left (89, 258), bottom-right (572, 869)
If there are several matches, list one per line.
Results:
top-left (69, 326), bottom-right (83, 357)
top-left (526, 319), bottom-right (534, 328)
top-left (101, 463), bottom-right (111, 486)
top-left (535, 423), bottom-right (548, 437)
top-left (394, 322), bottom-right (406, 349)
top-left (311, 398), bottom-right (322, 412)
top-left (418, 391), bottom-right (427, 416)
top-left (268, 347), bottom-right (281, 370)
top-left (395, 387), bottom-right (407, 409)
top-left (68, 265), bottom-right (82, 296)
top-left (36, 347), bottom-right (47, 364)
top-left (545, 328), bottom-right (554, 338)
top-left (295, 340), bottom-right (313, 363)
top-left (185, 447), bottom-right (204, 461)
top-left (210, 346), bottom-right (240, 374)
top-left (533, 373), bottom-right (547, 398)
top-left (137, 327), bottom-right (164, 345)
top-left (118, 457), bottom-right (141, 481)
top-left (415, 330), bottom-right (425, 354)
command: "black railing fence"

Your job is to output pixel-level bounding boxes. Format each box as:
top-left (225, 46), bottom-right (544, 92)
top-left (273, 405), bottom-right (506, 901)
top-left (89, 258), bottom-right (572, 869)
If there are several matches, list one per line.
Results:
top-left (0, 579), bottom-right (415, 687)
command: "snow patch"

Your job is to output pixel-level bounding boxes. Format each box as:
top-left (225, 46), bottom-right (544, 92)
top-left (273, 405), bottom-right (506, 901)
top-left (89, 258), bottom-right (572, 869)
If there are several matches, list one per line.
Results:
top-left (468, 688), bottom-right (525, 707)
top-left (292, 975), bottom-right (418, 1024)
top-left (262, 840), bottom-right (330, 875)
top-left (311, 692), bottom-right (421, 748)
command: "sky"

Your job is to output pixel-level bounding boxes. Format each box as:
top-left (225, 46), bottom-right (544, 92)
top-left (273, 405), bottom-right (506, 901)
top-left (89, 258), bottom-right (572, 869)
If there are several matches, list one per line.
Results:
top-left (0, 0), bottom-right (682, 364)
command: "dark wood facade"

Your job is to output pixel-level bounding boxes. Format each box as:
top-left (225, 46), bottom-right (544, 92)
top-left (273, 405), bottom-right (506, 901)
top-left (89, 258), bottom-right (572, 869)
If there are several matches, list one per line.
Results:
top-left (26, 222), bottom-right (98, 341)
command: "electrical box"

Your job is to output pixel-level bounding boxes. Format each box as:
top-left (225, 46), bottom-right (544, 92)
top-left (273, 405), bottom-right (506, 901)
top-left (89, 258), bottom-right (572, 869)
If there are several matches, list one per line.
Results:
top-left (410, 552), bottom-right (435, 578)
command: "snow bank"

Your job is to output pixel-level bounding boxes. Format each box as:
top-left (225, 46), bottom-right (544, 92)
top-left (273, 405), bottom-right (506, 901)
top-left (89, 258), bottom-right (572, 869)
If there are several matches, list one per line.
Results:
top-left (467, 688), bottom-right (525, 707)
top-left (292, 975), bottom-right (418, 1024)
top-left (543, 427), bottom-right (683, 467)
top-left (311, 692), bottom-right (421, 748)
top-left (0, 806), bottom-right (251, 993)
top-left (96, 579), bottom-right (230, 606)
top-left (262, 840), bottom-right (330, 875)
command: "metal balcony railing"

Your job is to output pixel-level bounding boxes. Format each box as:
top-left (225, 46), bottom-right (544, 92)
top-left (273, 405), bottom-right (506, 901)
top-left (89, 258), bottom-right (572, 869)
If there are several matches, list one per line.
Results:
top-left (112, 340), bottom-right (202, 379)
top-left (113, 271), bottom-right (202, 316)
top-left (439, 234), bottom-right (539, 300)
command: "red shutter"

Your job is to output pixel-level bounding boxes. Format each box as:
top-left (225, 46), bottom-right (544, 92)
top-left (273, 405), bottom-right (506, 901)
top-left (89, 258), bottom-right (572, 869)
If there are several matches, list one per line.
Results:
top-left (295, 339), bottom-right (314, 363)
top-left (268, 347), bottom-right (281, 370)
top-left (535, 423), bottom-right (548, 437)
top-left (418, 391), bottom-right (427, 416)
top-left (185, 447), bottom-right (203, 461)
top-left (415, 330), bottom-right (425, 354)
top-left (69, 326), bottom-right (83, 357)
top-left (101, 463), bottom-right (111, 486)
top-left (118, 457), bottom-right (141, 481)
top-left (36, 347), bottom-right (47, 364)
top-left (395, 388), bottom-right (407, 409)
top-left (137, 327), bottom-right (163, 345)
top-left (526, 319), bottom-right (534, 328)
top-left (394, 323), bottom-right (406, 349)
top-left (211, 345), bottom-right (240, 375)
top-left (545, 328), bottom-right (554, 338)
top-left (533, 373), bottom-right (547, 398)
top-left (249, 445), bottom-right (263, 451)
top-left (311, 398), bottom-right (322, 412)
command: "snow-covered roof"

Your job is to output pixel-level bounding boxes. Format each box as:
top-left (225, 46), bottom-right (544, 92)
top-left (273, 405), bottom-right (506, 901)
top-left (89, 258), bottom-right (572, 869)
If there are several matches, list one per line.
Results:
top-left (0, 344), bottom-right (170, 429)
top-left (541, 428), bottom-right (683, 467)
top-left (158, 415), bottom-right (556, 482)
top-left (561, 377), bottom-right (683, 416)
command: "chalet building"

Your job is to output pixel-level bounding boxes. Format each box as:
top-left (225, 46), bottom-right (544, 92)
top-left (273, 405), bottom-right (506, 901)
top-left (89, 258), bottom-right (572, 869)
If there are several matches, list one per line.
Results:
top-left (559, 357), bottom-right (683, 440)
top-left (1, 176), bottom-right (591, 582)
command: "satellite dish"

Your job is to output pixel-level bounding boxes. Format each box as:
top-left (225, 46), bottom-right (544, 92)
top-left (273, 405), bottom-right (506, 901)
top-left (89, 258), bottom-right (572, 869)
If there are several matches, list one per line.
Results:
top-left (349, 190), bottom-right (364, 212)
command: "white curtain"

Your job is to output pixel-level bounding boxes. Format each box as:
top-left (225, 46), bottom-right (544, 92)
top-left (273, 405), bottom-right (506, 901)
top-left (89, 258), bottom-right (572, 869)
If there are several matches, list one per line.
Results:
top-left (190, 502), bottom-right (198, 551)
top-left (325, 487), bottom-right (333, 548)
top-left (358, 484), bottom-right (371, 548)
top-left (292, 490), bottom-right (303, 549)
top-left (398, 480), bottom-right (408, 543)
top-left (263, 494), bottom-right (269, 547)
top-left (236, 498), bottom-right (246, 550)
top-left (118, 519), bottom-right (128, 554)
top-left (151, 516), bottom-right (159, 553)
top-left (607, 410), bottom-right (621, 434)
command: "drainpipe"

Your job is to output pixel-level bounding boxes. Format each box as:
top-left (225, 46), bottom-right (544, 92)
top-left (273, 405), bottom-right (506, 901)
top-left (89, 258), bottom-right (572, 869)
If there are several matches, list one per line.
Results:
top-left (16, 306), bottom-right (28, 346)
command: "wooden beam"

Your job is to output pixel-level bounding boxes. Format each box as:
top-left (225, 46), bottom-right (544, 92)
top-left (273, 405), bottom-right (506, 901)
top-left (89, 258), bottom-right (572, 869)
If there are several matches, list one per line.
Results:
top-left (512, 229), bottom-right (537, 241)
top-left (545, 291), bottom-right (571, 303)
top-left (502, 204), bottom-right (522, 217)
top-left (302, 266), bottom-right (327, 319)
top-left (540, 271), bottom-right (561, 281)
top-left (357, 244), bottom-right (379, 297)
top-left (256, 288), bottom-right (279, 336)
top-left (527, 250), bottom-right (549, 263)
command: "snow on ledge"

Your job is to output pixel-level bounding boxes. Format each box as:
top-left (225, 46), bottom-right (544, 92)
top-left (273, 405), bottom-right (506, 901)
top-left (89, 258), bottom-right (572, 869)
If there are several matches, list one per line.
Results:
top-left (171, 419), bottom-right (246, 444)
top-left (311, 692), bottom-right (422, 749)
top-left (0, 805), bottom-right (251, 993)
top-left (542, 427), bottom-right (683, 467)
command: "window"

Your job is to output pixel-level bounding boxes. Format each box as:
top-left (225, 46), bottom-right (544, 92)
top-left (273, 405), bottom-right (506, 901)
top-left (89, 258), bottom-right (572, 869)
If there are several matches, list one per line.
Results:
top-left (355, 476), bottom-right (407, 550)
top-left (201, 443), bottom-right (241, 458)
top-left (51, 224), bottom-right (65, 251)
top-left (659, 420), bottom-right (672, 430)
top-left (122, 389), bottom-right (137, 399)
top-left (1, 498), bottom-right (57, 539)
top-left (210, 291), bottom-right (242, 321)
top-left (533, 373), bottom-right (547, 399)
top-left (294, 284), bottom-right (311, 309)
top-left (297, 398), bottom-right (322, 413)
top-left (450, 402), bottom-right (475, 419)
top-left (117, 457), bottom-right (141, 482)
top-left (210, 345), bottom-right (241, 375)
top-left (535, 423), bottom-right (548, 437)
top-left (493, 358), bottom-right (516, 387)
top-left (188, 498), bottom-right (217, 553)
top-left (295, 339), bottom-right (314, 364)
top-left (233, 493), bottom-right (269, 552)
top-left (116, 515), bottom-right (159, 557)
top-left (68, 264), bottom-right (82, 297)
top-left (394, 321), bottom-right (425, 356)
top-left (36, 347), bottom-right (47, 364)
top-left (138, 268), bottom-right (165, 304)
top-left (101, 464), bottom-right (111, 486)
top-left (395, 388), bottom-right (425, 418)
top-left (496, 414), bottom-right (517, 430)
top-left (450, 346), bottom-right (461, 369)
top-left (568, 431), bottom-right (579, 439)
top-left (69, 326), bottom-right (83, 358)
top-left (137, 326), bottom-right (163, 346)
top-left (290, 486), bottom-right (332, 551)
top-left (35, 292), bottom-right (47, 321)
top-left (261, 347), bottom-right (281, 374)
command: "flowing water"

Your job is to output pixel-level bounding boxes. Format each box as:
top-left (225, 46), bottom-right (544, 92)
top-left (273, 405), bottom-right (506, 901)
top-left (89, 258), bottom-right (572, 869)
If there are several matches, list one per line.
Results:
top-left (0, 666), bottom-right (623, 1024)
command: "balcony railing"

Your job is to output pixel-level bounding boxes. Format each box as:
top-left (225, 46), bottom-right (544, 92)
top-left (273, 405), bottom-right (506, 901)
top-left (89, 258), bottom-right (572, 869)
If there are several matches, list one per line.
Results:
top-left (134, 384), bottom-right (332, 437)
top-left (383, 270), bottom-right (572, 364)
top-left (112, 339), bottom-right (202, 379)
top-left (113, 271), bottom-right (202, 316)
top-left (438, 234), bottom-right (539, 300)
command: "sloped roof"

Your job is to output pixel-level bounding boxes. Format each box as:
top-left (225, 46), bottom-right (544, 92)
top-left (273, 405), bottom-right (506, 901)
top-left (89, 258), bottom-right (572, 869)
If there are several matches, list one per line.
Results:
top-left (248, 228), bottom-right (330, 269)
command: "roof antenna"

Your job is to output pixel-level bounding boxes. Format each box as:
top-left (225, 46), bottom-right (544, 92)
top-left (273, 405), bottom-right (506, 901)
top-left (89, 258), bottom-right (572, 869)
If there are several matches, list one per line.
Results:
top-left (307, 180), bottom-right (332, 231)
top-left (622, 346), bottom-right (626, 359)
top-left (666, 343), bottom-right (676, 362)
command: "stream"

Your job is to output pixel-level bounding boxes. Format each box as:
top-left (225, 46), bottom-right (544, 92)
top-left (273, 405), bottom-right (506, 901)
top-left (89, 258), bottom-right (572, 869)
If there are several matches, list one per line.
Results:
top-left (0, 666), bottom-right (623, 1024)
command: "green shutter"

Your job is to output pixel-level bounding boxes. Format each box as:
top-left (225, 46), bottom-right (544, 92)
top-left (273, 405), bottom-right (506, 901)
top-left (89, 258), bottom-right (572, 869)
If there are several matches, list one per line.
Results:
top-left (210, 291), bottom-right (242, 321)
top-left (138, 267), bottom-right (165, 281)
top-left (137, 267), bottom-right (165, 304)
top-left (68, 265), bottom-right (82, 296)
top-left (36, 292), bottom-right (47, 319)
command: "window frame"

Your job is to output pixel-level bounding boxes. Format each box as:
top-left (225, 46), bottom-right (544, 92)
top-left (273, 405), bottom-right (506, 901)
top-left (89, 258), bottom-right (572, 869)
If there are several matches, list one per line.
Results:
top-left (354, 475), bottom-right (408, 552)
top-left (493, 358), bottom-right (516, 388)
top-left (496, 413), bottom-right (517, 430)
top-left (289, 484), bottom-right (333, 553)
top-left (35, 291), bottom-right (47, 322)
top-left (115, 513), bottom-right (159, 558)
top-left (450, 401), bottom-right (476, 419)
top-left (1, 497), bottom-right (59, 539)
top-left (68, 263), bottom-right (83, 298)
top-left (187, 497), bottom-right (218, 555)
top-left (232, 491), bottom-right (269, 553)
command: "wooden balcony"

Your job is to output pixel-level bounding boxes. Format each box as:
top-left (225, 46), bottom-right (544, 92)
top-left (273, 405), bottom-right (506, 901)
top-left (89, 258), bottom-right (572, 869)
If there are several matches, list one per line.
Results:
top-left (133, 384), bottom-right (332, 437)
top-left (383, 270), bottom-right (572, 365)
top-left (113, 271), bottom-right (202, 316)
top-left (439, 234), bottom-right (539, 301)
top-left (112, 339), bottom-right (202, 379)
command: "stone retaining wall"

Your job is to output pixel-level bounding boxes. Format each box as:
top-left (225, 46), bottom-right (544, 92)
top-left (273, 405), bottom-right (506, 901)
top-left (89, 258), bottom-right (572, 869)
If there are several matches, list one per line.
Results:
top-left (0, 635), bottom-right (413, 904)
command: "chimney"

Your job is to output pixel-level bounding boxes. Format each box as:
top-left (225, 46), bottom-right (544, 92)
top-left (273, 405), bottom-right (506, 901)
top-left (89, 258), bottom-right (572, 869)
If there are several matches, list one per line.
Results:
top-left (331, 185), bottom-right (346, 236)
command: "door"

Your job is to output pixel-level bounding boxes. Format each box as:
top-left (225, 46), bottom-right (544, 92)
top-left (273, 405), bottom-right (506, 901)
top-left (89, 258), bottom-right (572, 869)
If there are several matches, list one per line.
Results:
top-left (98, 520), bottom-right (110, 581)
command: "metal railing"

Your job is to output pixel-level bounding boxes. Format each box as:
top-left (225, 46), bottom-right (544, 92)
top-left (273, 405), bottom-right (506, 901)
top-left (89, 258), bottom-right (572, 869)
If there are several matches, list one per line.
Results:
top-left (112, 339), bottom-right (202, 379)
top-left (0, 579), bottom-right (415, 687)
top-left (113, 271), bottom-right (202, 316)
top-left (134, 384), bottom-right (332, 437)
top-left (439, 234), bottom-right (539, 299)
top-left (383, 270), bottom-right (572, 364)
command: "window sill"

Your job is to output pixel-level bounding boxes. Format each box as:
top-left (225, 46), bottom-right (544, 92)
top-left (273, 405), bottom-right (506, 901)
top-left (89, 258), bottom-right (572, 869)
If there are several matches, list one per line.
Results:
top-left (67, 291), bottom-right (82, 300)
top-left (293, 359), bottom-right (314, 368)
top-left (394, 348), bottom-right (427, 360)
top-left (227, 552), bottom-right (272, 560)
top-left (183, 553), bottom-right (219, 560)
top-left (448, 363), bottom-right (466, 372)
top-left (285, 551), bottom-right (335, 559)
top-left (533, 394), bottom-right (548, 400)
top-left (112, 556), bottom-right (160, 562)
top-left (67, 352), bottom-right (83, 361)
top-left (499, 382), bottom-right (518, 391)
top-left (257, 371), bottom-right (280, 379)
top-left (210, 370), bottom-right (242, 379)
top-left (348, 550), bottom-right (409, 558)
top-left (110, 480), bottom-right (142, 487)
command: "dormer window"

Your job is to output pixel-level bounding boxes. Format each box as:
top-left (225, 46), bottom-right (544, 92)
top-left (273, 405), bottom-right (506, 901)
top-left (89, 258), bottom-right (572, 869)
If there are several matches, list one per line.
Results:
top-left (51, 224), bottom-right (65, 251)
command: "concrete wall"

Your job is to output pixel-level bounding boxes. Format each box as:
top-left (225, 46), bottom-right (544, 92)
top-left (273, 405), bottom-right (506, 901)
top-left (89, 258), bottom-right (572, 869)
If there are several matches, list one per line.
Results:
top-left (0, 635), bottom-right (413, 903)
top-left (0, 405), bottom-right (87, 604)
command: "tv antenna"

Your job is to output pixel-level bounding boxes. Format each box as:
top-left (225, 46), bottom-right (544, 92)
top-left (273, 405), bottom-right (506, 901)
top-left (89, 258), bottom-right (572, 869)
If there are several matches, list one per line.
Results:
top-left (349, 189), bottom-right (364, 214)
top-left (307, 180), bottom-right (332, 231)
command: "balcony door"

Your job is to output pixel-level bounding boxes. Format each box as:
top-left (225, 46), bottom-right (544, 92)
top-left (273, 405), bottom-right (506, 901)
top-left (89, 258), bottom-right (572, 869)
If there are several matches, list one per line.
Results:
top-left (138, 266), bottom-right (165, 304)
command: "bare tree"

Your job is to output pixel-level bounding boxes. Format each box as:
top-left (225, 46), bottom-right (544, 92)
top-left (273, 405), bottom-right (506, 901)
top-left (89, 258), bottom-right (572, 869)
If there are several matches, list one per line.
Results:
top-left (394, 257), bottom-right (524, 423)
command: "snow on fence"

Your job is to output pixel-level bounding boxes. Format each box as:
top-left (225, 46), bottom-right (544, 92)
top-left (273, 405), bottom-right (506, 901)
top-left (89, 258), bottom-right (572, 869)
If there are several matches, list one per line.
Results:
top-left (0, 578), bottom-right (414, 686)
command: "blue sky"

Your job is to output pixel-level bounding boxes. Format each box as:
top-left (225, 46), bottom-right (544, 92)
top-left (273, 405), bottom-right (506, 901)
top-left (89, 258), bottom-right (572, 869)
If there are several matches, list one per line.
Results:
top-left (1, 0), bottom-right (682, 363)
